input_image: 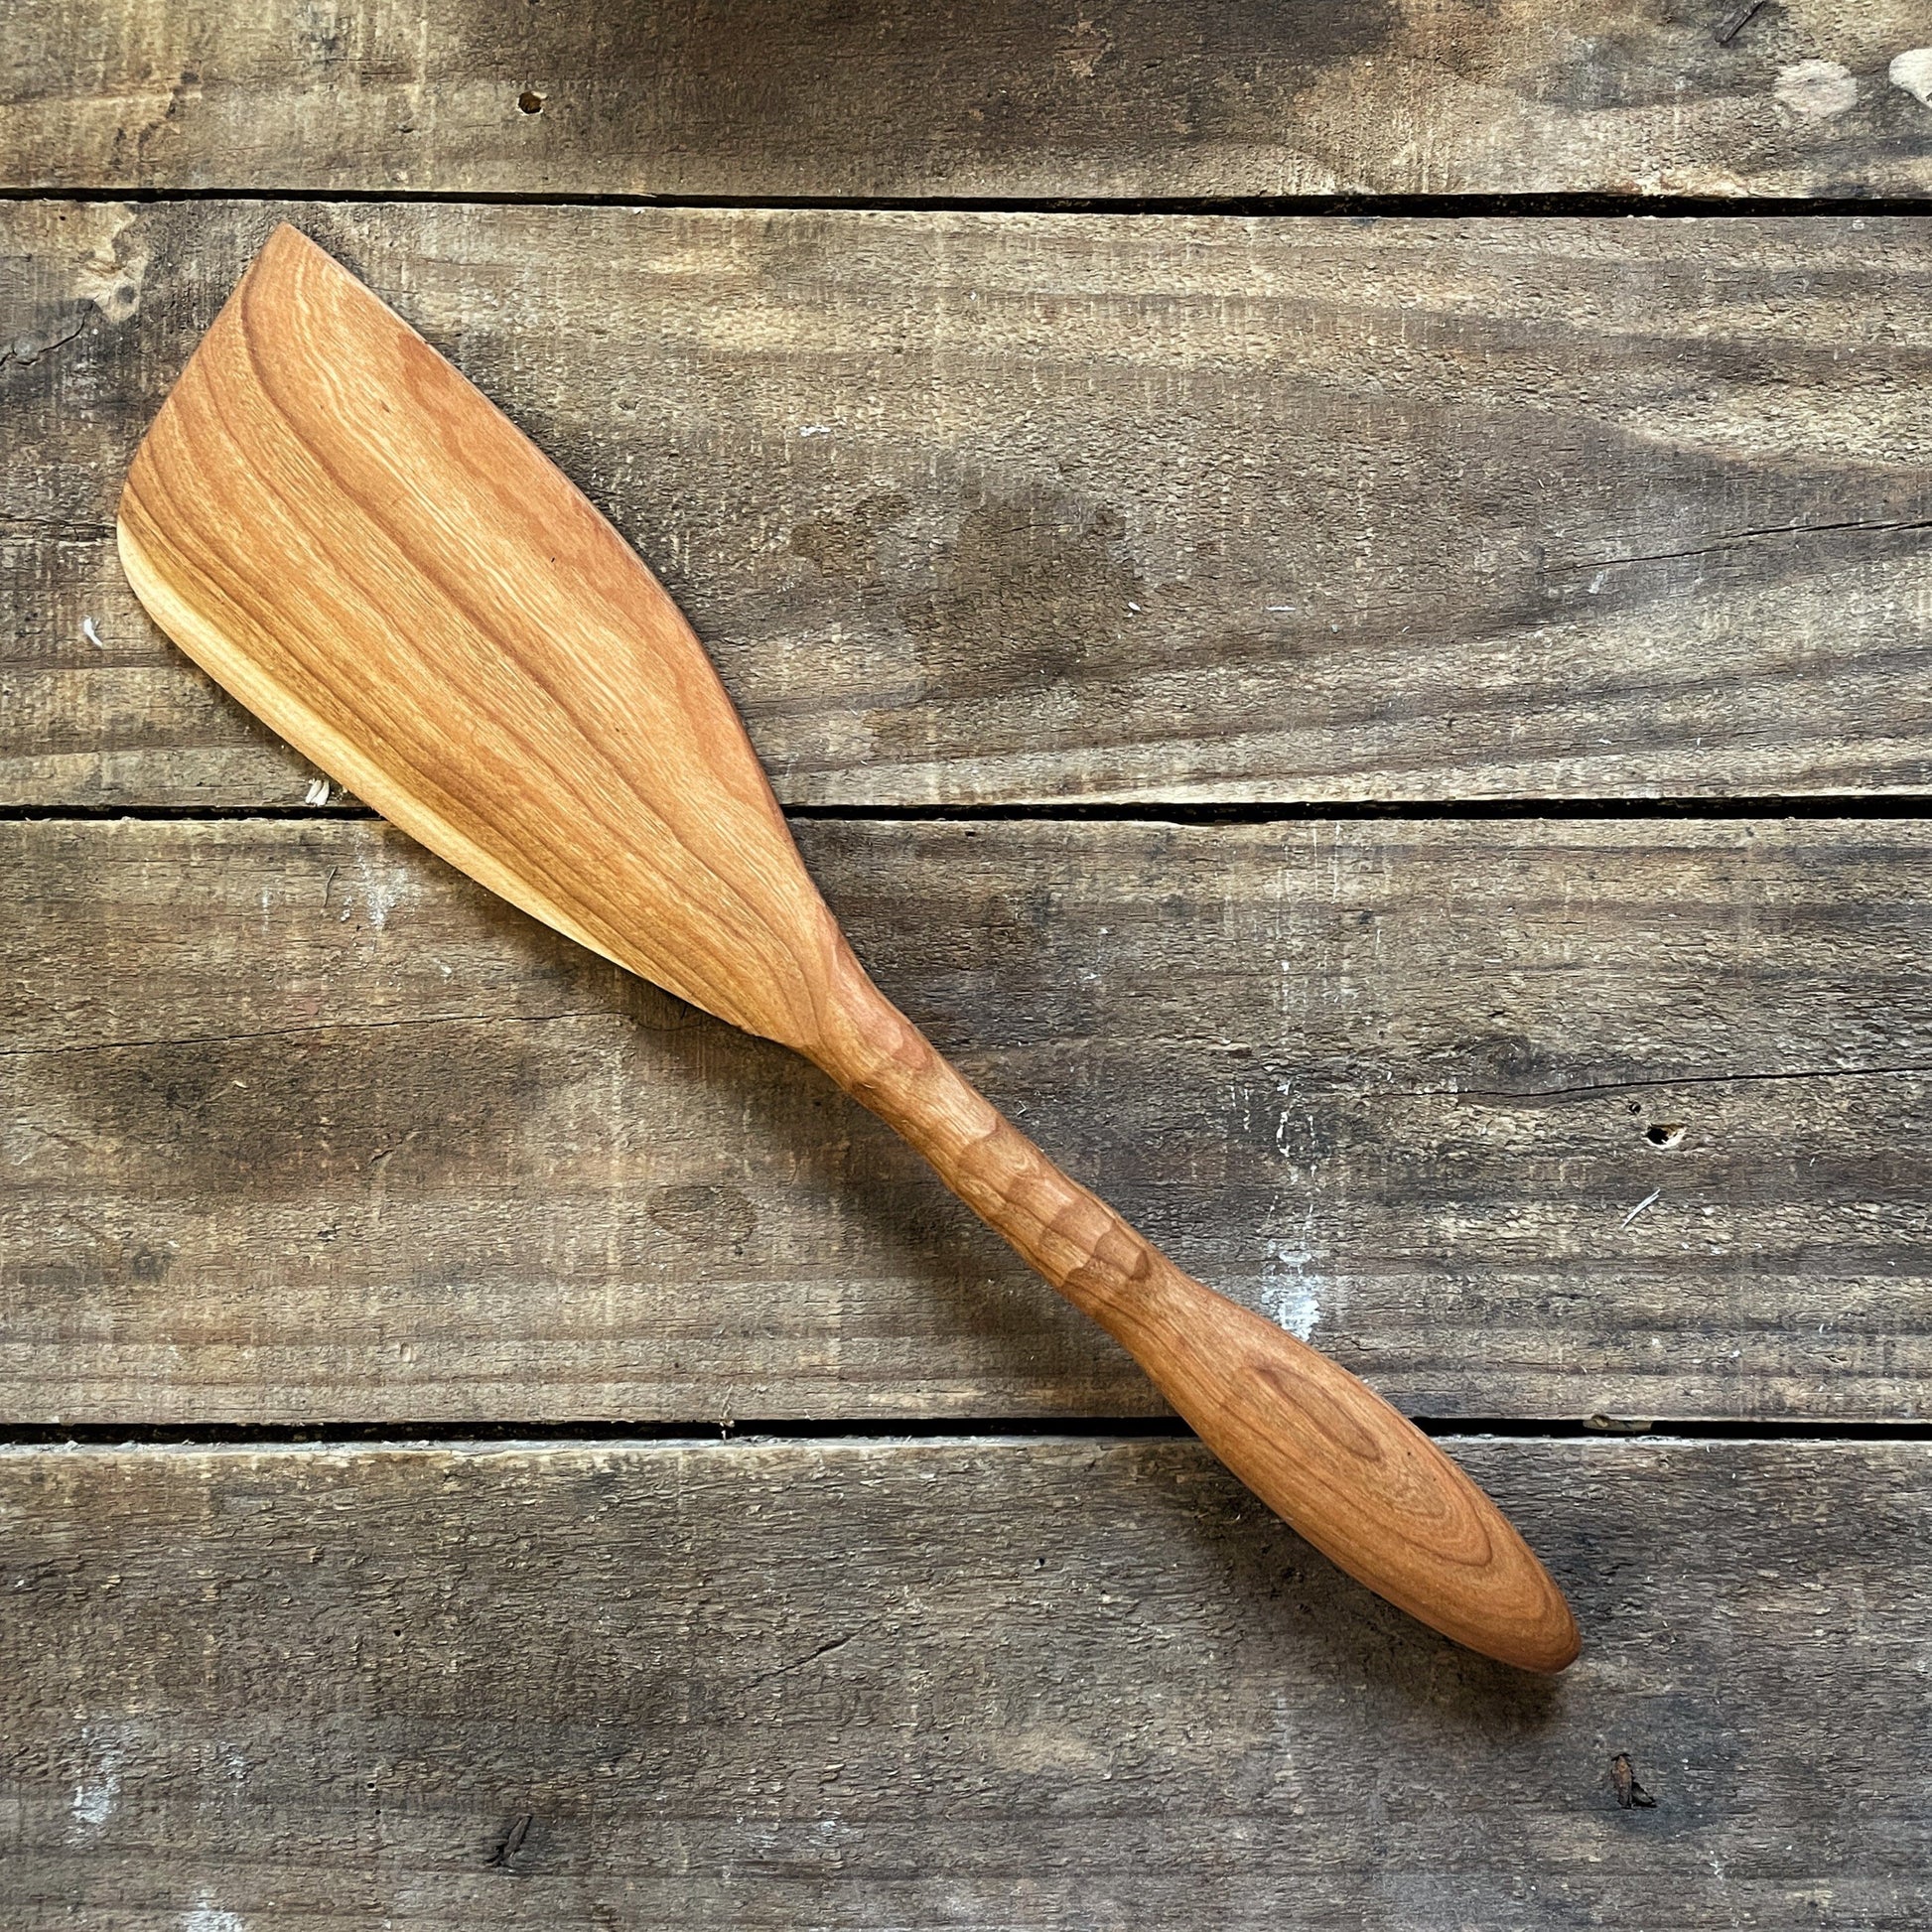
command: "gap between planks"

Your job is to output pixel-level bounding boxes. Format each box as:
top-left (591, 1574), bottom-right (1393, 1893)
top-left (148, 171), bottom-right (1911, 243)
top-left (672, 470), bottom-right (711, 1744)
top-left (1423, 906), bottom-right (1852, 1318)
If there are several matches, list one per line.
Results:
top-left (3, 1418), bottom-right (1930, 1449)
top-left (5, 186), bottom-right (1932, 217)
top-left (4, 796), bottom-right (1932, 824)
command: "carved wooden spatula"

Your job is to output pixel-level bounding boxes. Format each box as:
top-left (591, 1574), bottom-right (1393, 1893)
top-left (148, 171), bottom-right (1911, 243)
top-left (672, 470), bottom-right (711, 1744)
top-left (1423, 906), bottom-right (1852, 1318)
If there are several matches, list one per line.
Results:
top-left (119, 225), bottom-right (1580, 1672)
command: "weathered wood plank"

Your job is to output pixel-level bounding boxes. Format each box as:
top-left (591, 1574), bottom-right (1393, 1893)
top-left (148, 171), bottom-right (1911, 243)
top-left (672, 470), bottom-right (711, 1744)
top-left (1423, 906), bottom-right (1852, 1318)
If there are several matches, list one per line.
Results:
top-left (6, 200), bottom-right (1932, 809)
top-left (2, 1436), bottom-right (1926, 1928)
top-left (6, 815), bottom-right (1927, 1424)
top-left (6, 0), bottom-right (1930, 199)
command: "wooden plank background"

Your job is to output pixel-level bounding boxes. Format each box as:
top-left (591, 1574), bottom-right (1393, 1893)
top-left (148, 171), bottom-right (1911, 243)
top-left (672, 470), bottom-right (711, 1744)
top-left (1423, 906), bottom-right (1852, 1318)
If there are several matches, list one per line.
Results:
top-left (6, 0), bottom-right (1931, 199)
top-left (4, 1), bottom-right (1930, 1923)
top-left (6, 814), bottom-right (1929, 1425)
top-left (3, 1437), bottom-right (1928, 1928)
top-left (6, 201), bottom-right (1932, 809)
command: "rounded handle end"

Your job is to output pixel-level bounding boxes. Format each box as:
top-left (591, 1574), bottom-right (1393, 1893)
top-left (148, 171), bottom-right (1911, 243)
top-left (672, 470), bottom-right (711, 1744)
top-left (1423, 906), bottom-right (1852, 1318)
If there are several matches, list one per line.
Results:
top-left (1120, 1279), bottom-right (1582, 1674)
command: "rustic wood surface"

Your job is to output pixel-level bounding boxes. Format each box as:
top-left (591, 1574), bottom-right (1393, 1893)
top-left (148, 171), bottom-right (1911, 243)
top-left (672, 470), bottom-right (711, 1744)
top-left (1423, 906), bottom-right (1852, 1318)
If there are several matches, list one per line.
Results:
top-left (7, 814), bottom-right (1927, 1426)
top-left (6, 2), bottom-right (1930, 1913)
top-left (8, 201), bottom-right (1932, 811)
top-left (4, 1436), bottom-right (1928, 1929)
top-left (7, 0), bottom-right (1931, 200)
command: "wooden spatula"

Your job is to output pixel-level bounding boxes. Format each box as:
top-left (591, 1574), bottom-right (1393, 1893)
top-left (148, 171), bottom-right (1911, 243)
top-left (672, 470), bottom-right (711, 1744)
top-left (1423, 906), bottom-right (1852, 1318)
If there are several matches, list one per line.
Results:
top-left (118, 224), bottom-right (1580, 1674)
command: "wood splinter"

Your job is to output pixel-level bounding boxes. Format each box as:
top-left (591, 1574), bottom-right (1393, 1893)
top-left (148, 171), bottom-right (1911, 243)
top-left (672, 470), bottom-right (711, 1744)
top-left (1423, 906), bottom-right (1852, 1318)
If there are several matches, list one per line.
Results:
top-left (117, 225), bottom-right (1582, 1675)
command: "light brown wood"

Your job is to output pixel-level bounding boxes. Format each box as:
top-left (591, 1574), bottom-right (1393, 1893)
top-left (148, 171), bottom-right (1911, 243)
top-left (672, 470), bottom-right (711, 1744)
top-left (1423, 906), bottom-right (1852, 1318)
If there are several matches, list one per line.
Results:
top-left (116, 225), bottom-right (1578, 1671)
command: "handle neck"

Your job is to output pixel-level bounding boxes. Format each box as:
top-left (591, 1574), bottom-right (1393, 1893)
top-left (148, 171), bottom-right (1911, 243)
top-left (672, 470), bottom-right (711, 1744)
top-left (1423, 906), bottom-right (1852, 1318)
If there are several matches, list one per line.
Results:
top-left (805, 952), bottom-right (1143, 1330)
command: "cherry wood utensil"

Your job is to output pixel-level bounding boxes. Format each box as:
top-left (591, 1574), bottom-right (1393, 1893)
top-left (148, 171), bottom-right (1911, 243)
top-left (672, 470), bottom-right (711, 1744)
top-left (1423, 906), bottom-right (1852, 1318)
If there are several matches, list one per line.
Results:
top-left (119, 225), bottom-right (1580, 1673)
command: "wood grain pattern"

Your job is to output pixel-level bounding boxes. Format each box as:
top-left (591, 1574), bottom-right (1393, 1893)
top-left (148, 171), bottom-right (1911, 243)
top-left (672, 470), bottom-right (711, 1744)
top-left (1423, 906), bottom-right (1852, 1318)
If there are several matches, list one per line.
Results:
top-left (6, 0), bottom-right (1930, 199)
top-left (7, 814), bottom-right (1930, 1427)
top-left (116, 224), bottom-right (1576, 1669)
top-left (120, 224), bottom-right (859, 1053)
top-left (2, 1436), bottom-right (1927, 1929)
top-left (8, 201), bottom-right (1932, 810)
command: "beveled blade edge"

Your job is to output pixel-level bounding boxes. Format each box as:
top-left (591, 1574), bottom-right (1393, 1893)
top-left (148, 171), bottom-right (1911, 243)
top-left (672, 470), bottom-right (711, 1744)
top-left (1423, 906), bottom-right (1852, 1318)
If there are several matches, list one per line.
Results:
top-left (117, 507), bottom-right (632, 975)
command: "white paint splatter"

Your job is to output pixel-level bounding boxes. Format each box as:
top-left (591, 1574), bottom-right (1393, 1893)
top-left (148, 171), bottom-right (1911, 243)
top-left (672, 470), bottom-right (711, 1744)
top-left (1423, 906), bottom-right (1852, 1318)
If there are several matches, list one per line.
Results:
top-left (798, 424), bottom-right (832, 438)
top-left (1620, 1187), bottom-right (1661, 1230)
top-left (303, 777), bottom-right (331, 806)
top-left (350, 850), bottom-right (407, 931)
top-left (1264, 1275), bottom-right (1322, 1341)
top-left (68, 1730), bottom-right (121, 1835)
top-left (1891, 48), bottom-right (1932, 106)
top-left (181, 1905), bottom-right (247, 1932)
top-left (80, 617), bottom-right (107, 651)
top-left (1259, 1235), bottom-right (1328, 1342)
top-left (1774, 60), bottom-right (1858, 117)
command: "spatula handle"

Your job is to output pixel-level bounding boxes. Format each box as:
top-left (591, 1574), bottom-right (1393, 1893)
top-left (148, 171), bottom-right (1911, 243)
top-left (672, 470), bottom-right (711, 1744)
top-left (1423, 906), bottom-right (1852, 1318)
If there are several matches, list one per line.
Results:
top-left (812, 974), bottom-right (1580, 1674)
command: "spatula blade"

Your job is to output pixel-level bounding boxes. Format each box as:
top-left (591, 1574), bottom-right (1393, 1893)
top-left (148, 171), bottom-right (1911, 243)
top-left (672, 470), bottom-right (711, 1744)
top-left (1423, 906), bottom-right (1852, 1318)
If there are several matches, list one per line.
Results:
top-left (119, 223), bottom-right (843, 1050)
